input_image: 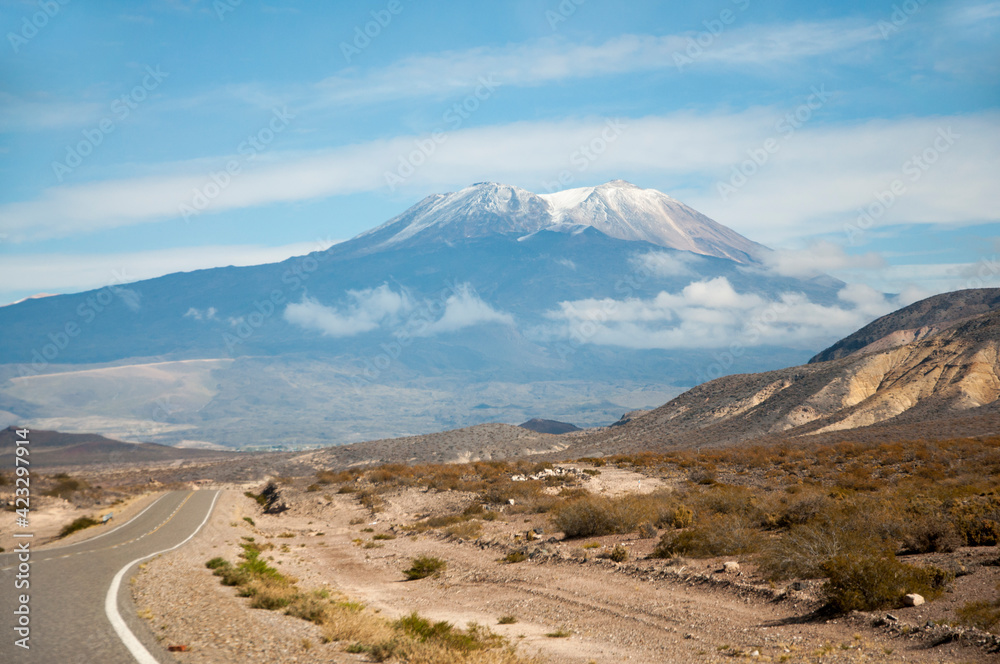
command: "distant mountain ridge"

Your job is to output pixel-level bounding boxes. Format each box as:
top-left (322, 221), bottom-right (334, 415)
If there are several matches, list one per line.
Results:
top-left (0, 426), bottom-right (230, 468)
top-left (810, 288), bottom-right (1000, 363)
top-left (519, 418), bottom-right (581, 435)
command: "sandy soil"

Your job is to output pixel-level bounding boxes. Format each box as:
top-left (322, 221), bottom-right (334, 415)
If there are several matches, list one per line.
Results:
top-left (130, 474), bottom-right (999, 664)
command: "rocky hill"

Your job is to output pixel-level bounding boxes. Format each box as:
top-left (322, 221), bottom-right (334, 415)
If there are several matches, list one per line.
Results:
top-left (810, 288), bottom-right (1000, 363)
top-left (571, 295), bottom-right (1000, 454)
top-left (304, 422), bottom-right (569, 467)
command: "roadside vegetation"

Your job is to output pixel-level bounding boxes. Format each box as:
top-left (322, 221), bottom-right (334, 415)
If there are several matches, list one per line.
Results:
top-left (57, 515), bottom-right (99, 538)
top-left (325, 436), bottom-right (1000, 622)
top-left (207, 541), bottom-right (538, 662)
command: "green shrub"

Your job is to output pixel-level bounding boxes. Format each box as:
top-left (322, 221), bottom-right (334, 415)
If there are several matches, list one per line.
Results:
top-left (498, 615), bottom-right (518, 624)
top-left (608, 544), bottom-right (628, 562)
top-left (821, 551), bottom-right (952, 613)
top-left (656, 505), bottom-right (693, 529)
top-left (285, 591), bottom-right (329, 623)
top-left (403, 555), bottom-right (446, 580)
top-left (393, 612), bottom-right (503, 652)
top-left (503, 550), bottom-right (527, 564)
top-left (58, 516), bottom-right (99, 538)
top-left (205, 557), bottom-right (229, 570)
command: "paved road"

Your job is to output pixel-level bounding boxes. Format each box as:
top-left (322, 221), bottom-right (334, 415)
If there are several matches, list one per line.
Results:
top-left (1, 490), bottom-right (220, 664)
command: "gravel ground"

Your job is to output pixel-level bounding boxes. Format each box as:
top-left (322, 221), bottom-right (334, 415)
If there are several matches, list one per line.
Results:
top-left (128, 480), bottom-right (1000, 664)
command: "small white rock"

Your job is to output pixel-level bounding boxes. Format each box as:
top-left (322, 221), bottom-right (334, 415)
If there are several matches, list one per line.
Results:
top-left (903, 593), bottom-right (925, 606)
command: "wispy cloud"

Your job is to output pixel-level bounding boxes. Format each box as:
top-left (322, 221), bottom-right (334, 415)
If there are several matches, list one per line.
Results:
top-left (757, 241), bottom-right (885, 279)
top-left (2, 110), bottom-right (996, 244)
top-left (309, 21), bottom-right (881, 107)
top-left (0, 242), bottom-right (334, 303)
top-left (0, 93), bottom-right (105, 133)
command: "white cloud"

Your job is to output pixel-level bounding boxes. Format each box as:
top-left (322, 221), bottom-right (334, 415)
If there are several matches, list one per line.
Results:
top-left (184, 307), bottom-right (217, 320)
top-left (759, 241), bottom-right (885, 278)
top-left (630, 250), bottom-right (698, 277)
top-left (415, 284), bottom-right (514, 336)
top-left (283, 283), bottom-right (514, 338)
top-left (283, 285), bottom-right (413, 337)
top-left (0, 242), bottom-right (336, 304)
top-left (539, 276), bottom-right (905, 350)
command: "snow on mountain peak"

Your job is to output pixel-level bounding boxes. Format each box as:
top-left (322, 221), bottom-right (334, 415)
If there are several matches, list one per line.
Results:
top-left (354, 180), bottom-right (766, 264)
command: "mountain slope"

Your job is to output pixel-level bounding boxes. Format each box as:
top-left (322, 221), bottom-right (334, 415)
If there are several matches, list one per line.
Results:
top-left (540, 180), bottom-right (765, 263)
top-left (578, 292), bottom-right (1000, 453)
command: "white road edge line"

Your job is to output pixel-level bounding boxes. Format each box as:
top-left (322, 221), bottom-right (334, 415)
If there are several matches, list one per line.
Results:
top-left (104, 490), bottom-right (221, 664)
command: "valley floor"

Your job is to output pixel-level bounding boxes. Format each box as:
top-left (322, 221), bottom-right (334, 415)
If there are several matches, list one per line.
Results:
top-left (127, 480), bottom-right (997, 664)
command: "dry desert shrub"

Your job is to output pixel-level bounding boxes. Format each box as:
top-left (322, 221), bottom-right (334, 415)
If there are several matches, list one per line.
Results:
top-left (551, 491), bottom-right (676, 538)
top-left (821, 551), bottom-right (952, 613)
top-left (758, 522), bottom-right (868, 580)
top-left (444, 520), bottom-right (482, 540)
top-left (651, 513), bottom-right (760, 558)
top-left (956, 585), bottom-right (1000, 634)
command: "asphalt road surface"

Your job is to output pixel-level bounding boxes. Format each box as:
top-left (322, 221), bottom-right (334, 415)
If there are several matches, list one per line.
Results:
top-left (1, 490), bottom-right (220, 664)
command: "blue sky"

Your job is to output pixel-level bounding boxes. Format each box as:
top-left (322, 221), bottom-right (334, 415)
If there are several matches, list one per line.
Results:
top-left (1, 0), bottom-right (998, 305)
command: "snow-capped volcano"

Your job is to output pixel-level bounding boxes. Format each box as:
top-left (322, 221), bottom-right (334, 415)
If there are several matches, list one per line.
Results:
top-left (354, 180), bottom-right (766, 264)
